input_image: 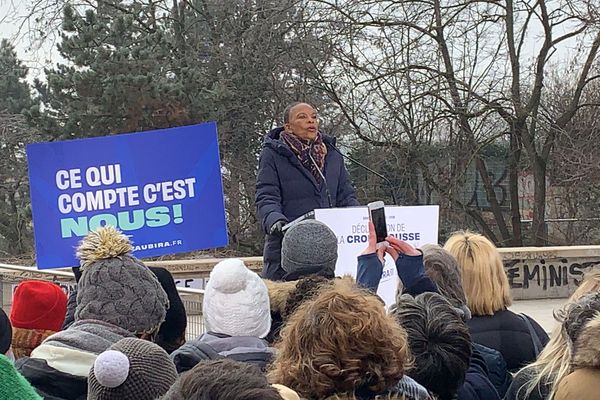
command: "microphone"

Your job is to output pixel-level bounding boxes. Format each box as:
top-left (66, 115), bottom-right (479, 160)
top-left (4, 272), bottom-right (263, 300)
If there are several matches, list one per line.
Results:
top-left (330, 144), bottom-right (398, 205)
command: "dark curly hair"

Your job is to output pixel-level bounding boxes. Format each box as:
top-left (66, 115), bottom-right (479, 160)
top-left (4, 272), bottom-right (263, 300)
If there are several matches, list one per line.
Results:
top-left (269, 279), bottom-right (411, 399)
top-left (163, 359), bottom-right (283, 400)
top-left (392, 292), bottom-right (471, 400)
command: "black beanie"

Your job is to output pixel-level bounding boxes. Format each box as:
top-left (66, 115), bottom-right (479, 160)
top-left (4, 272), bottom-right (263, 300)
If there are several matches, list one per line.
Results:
top-left (0, 308), bottom-right (12, 354)
top-left (149, 267), bottom-right (187, 353)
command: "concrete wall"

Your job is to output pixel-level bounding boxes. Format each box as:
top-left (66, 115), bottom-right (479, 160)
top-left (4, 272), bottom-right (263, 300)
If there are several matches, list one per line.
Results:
top-left (151, 248), bottom-right (600, 300)
top-left (3, 246), bottom-right (600, 302)
top-left (499, 246), bottom-right (600, 300)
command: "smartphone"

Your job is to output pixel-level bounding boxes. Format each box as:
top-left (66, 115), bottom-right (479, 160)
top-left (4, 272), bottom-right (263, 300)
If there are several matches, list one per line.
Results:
top-left (368, 201), bottom-right (388, 243)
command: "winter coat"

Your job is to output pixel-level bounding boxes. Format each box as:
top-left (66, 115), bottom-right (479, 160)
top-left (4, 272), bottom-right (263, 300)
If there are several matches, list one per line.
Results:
top-left (553, 313), bottom-right (600, 400)
top-left (356, 252), bottom-right (438, 296)
top-left (0, 354), bottom-right (42, 400)
top-left (263, 279), bottom-right (300, 344)
top-left (457, 345), bottom-right (501, 400)
top-left (472, 343), bottom-right (511, 398)
top-left (503, 367), bottom-right (547, 400)
top-left (467, 310), bottom-right (549, 372)
top-left (170, 332), bottom-right (275, 373)
top-left (256, 127), bottom-right (359, 280)
top-left (15, 319), bottom-right (133, 400)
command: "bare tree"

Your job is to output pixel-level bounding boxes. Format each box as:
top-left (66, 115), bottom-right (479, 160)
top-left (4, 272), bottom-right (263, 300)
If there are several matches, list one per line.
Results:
top-left (305, 0), bottom-right (600, 245)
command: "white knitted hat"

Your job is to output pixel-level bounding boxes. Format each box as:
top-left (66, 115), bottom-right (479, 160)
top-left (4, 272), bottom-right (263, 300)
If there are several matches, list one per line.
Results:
top-left (203, 259), bottom-right (271, 338)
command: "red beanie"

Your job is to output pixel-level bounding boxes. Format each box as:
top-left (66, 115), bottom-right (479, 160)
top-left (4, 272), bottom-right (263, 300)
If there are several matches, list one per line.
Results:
top-left (10, 280), bottom-right (68, 332)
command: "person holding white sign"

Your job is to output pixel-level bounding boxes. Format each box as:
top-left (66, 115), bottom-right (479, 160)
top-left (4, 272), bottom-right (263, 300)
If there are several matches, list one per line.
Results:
top-left (256, 102), bottom-right (359, 280)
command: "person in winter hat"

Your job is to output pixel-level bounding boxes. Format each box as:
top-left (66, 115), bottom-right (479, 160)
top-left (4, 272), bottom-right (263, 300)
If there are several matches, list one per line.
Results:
top-left (16, 226), bottom-right (169, 400)
top-left (10, 280), bottom-right (68, 359)
top-left (172, 259), bottom-right (274, 373)
top-left (280, 220), bottom-right (338, 281)
top-left (88, 337), bottom-right (177, 400)
top-left (148, 267), bottom-right (187, 354)
top-left (263, 220), bottom-right (339, 344)
top-left (75, 226), bottom-right (169, 336)
top-left (0, 353), bottom-right (42, 400)
top-left (203, 258), bottom-right (270, 338)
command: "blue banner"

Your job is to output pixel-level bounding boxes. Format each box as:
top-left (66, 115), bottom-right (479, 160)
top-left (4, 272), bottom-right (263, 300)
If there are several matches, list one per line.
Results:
top-left (27, 122), bottom-right (228, 269)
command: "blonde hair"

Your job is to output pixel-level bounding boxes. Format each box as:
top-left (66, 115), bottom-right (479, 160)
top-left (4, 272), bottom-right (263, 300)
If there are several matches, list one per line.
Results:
top-left (443, 231), bottom-right (512, 315)
top-left (516, 267), bottom-right (600, 400)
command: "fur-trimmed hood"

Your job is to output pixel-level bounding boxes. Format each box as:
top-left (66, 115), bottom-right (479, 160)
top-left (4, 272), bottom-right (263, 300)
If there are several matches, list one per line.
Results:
top-left (572, 313), bottom-right (600, 369)
top-left (264, 276), bottom-right (357, 316)
top-left (264, 279), bottom-right (298, 315)
top-left (263, 276), bottom-right (356, 344)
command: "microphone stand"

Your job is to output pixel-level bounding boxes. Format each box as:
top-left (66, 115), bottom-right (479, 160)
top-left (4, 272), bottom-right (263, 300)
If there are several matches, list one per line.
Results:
top-left (330, 145), bottom-right (398, 205)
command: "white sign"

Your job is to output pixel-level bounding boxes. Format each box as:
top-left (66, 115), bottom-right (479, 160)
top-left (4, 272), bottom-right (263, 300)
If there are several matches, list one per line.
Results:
top-left (174, 278), bottom-right (207, 290)
top-left (314, 205), bottom-right (439, 306)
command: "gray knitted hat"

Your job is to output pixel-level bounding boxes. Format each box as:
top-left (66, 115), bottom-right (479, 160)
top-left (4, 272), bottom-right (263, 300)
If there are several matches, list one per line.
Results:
top-left (281, 220), bottom-right (337, 279)
top-left (88, 337), bottom-right (177, 400)
top-left (74, 226), bottom-right (169, 334)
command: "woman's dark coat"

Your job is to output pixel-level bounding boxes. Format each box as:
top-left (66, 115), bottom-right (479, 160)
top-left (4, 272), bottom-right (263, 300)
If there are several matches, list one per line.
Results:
top-left (256, 127), bottom-right (359, 280)
top-left (467, 310), bottom-right (549, 372)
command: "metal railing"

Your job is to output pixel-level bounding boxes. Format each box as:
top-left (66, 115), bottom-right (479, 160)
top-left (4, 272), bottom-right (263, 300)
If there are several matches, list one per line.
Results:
top-left (0, 263), bottom-right (205, 341)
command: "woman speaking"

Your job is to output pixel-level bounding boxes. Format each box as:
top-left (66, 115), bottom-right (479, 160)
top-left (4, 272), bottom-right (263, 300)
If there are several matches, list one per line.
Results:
top-left (256, 102), bottom-right (359, 280)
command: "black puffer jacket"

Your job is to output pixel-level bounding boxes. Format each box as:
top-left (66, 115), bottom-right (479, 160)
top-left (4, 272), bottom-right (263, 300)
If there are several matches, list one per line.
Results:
top-left (15, 357), bottom-right (87, 400)
top-left (468, 309), bottom-right (548, 372)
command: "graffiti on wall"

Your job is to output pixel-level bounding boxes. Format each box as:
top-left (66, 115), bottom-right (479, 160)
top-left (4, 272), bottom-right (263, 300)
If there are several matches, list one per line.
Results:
top-left (504, 258), bottom-right (599, 294)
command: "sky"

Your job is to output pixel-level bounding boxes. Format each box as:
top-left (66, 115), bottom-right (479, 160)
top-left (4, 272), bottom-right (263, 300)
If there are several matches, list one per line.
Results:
top-left (0, 0), bottom-right (63, 81)
top-left (0, 0), bottom-right (588, 84)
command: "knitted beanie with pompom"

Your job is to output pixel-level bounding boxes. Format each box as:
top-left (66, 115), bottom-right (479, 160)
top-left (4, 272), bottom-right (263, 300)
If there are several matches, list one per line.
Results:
top-left (203, 258), bottom-right (271, 338)
top-left (88, 337), bottom-right (177, 400)
top-left (74, 226), bottom-right (169, 335)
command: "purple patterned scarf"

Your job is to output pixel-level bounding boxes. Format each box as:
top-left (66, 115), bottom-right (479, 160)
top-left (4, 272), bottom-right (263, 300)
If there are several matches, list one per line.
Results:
top-left (280, 130), bottom-right (328, 183)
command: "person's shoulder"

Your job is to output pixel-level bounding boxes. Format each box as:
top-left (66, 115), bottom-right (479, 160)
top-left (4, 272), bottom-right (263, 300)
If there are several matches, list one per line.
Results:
top-left (322, 133), bottom-right (336, 145)
top-left (323, 135), bottom-right (345, 162)
top-left (554, 369), bottom-right (600, 400)
top-left (263, 127), bottom-right (284, 145)
top-left (261, 127), bottom-right (292, 156)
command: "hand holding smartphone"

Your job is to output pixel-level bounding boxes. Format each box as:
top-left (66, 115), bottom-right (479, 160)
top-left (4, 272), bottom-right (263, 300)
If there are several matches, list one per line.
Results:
top-left (367, 201), bottom-right (388, 243)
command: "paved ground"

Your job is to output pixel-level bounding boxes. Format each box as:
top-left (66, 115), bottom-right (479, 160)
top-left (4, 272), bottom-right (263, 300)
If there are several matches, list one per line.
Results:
top-left (509, 298), bottom-right (567, 334)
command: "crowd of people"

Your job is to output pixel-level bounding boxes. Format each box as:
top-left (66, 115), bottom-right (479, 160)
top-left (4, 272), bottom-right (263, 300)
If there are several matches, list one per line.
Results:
top-left (1, 102), bottom-right (599, 399)
top-left (0, 220), bottom-right (599, 400)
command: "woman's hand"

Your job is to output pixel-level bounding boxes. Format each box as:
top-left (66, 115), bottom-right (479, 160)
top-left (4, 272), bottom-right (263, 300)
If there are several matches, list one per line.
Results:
top-left (361, 221), bottom-right (386, 264)
top-left (385, 235), bottom-right (420, 261)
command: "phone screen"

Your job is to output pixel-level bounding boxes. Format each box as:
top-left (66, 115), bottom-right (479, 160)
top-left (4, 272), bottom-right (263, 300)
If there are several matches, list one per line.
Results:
top-left (370, 207), bottom-right (388, 243)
